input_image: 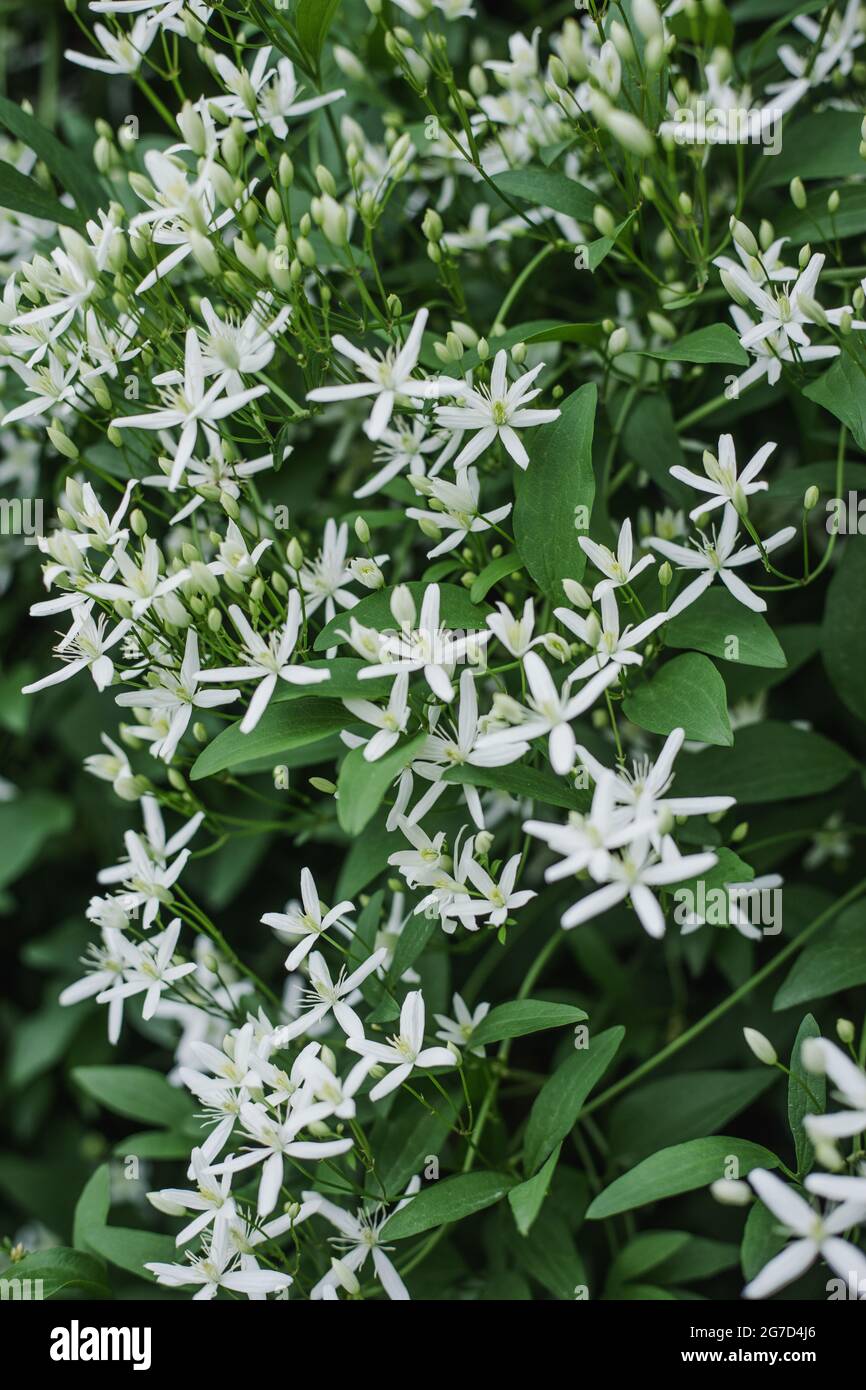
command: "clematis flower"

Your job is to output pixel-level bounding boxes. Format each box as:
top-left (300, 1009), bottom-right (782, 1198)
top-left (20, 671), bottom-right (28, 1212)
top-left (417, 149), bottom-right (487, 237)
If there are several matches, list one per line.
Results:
top-left (647, 503), bottom-right (796, 617)
top-left (346, 990), bottom-right (456, 1100)
top-left (434, 349), bottom-right (560, 470)
top-left (742, 1169), bottom-right (866, 1299)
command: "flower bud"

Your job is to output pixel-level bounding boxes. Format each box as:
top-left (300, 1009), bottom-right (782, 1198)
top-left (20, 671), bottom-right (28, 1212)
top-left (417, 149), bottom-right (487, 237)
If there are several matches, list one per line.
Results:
top-left (730, 217), bottom-right (758, 257)
top-left (836, 1018), bottom-right (855, 1045)
top-left (562, 578), bottom-right (591, 608)
top-left (804, 485), bottom-right (819, 512)
top-left (743, 1027), bottom-right (777, 1066)
top-left (710, 1178), bottom-right (752, 1207)
top-left (789, 176), bottom-right (807, 210)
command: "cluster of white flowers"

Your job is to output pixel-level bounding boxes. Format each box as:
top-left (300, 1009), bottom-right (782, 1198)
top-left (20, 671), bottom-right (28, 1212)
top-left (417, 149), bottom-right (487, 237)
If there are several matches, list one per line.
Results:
top-left (5, 0), bottom-right (865, 1304)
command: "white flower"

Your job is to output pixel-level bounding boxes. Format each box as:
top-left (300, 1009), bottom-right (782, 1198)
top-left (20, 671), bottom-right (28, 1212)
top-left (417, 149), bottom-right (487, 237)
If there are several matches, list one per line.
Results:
top-left (742, 1169), bottom-right (866, 1299)
top-left (670, 434), bottom-right (775, 521)
top-left (86, 538), bottom-right (190, 621)
top-left (359, 582), bottom-right (489, 704)
top-left (355, 417), bottom-right (461, 499)
top-left (434, 993), bottom-right (490, 1057)
top-left (576, 727), bottom-right (735, 827)
top-left (197, 591), bottom-right (329, 733)
top-left (486, 597), bottom-right (543, 658)
top-left (65, 15), bottom-right (158, 75)
top-left (556, 589), bottom-right (665, 682)
top-left (307, 309), bottom-right (443, 441)
top-left (209, 48), bottom-right (344, 139)
top-left (130, 150), bottom-right (255, 293)
top-left (291, 1048), bottom-right (376, 1121)
top-left (525, 773), bottom-right (659, 883)
top-left (299, 518), bottom-right (386, 623)
top-left (218, 1098), bottom-right (353, 1216)
top-left (347, 989), bottom-right (456, 1100)
top-left (97, 917), bottom-right (198, 1020)
top-left (196, 293), bottom-right (291, 389)
top-left (115, 629), bottom-right (240, 762)
top-left (578, 518), bottom-right (655, 600)
top-left (59, 927), bottom-right (128, 1044)
top-left (84, 733), bottom-right (142, 801)
top-left (407, 467), bottom-right (512, 557)
top-left (343, 670), bottom-right (411, 762)
top-left (2, 348), bottom-right (83, 425)
top-left (97, 797), bottom-right (202, 928)
top-left (561, 836), bottom-right (718, 938)
top-left (648, 504), bottom-right (796, 617)
top-left (401, 667), bottom-right (528, 828)
top-left (111, 328), bottom-right (267, 490)
top-left (148, 1146), bottom-right (236, 1246)
top-left (802, 1038), bottom-right (866, 1148)
top-left (387, 819), bottom-right (451, 889)
top-left (304, 1181), bottom-right (421, 1301)
top-left (435, 350), bottom-right (560, 470)
top-left (723, 252), bottom-right (862, 359)
top-left (261, 868), bottom-right (355, 970)
top-left (458, 852), bottom-right (535, 927)
top-left (474, 651), bottom-right (619, 775)
top-left (22, 613), bottom-right (130, 694)
top-left (275, 948), bottom-right (387, 1042)
top-left (145, 1216), bottom-right (293, 1300)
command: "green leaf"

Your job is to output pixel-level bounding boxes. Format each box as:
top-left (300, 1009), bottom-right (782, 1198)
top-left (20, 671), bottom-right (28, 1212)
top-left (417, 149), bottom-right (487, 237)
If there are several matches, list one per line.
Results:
top-left (514, 382), bottom-right (596, 600)
top-left (759, 110), bottom-right (865, 187)
top-left (72, 1066), bottom-right (194, 1128)
top-left (788, 1014), bottom-right (825, 1176)
top-left (508, 1145), bottom-right (560, 1237)
top-left (652, 1235), bottom-right (740, 1285)
top-left (337, 732), bottom-right (428, 835)
top-left (470, 552), bottom-right (524, 603)
top-left (672, 722), bottom-right (853, 805)
top-left (774, 905), bottom-right (866, 1009)
top-left (470, 999), bottom-right (587, 1048)
top-left (443, 760), bottom-right (590, 812)
top-left (804, 354), bottom-right (866, 452)
top-left (778, 184), bottom-right (866, 245)
top-left (314, 581), bottom-right (490, 651)
top-left (1, 1247), bottom-right (109, 1299)
top-left (620, 392), bottom-right (692, 505)
top-left (73, 1165), bottom-right (111, 1253)
top-left (586, 1138), bottom-right (780, 1220)
top-left (273, 658), bottom-right (393, 703)
top-left (113, 1131), bottom-right (198, 1160)
top-left (295, 0), bottom-right (342, 62)
top-left (609, 1070), bottom-right (776, 1164)
top-left (609, 1231), bottom-right (690, 1285)
top-left (383, 1171), bottom-right (518, 1240)
top-left (606, 1067), bottom-right (778, 1167)
top-left (0, 791), bottom-right (73, 891)
top-left (372, 1109), bottom-right (451, 1200)
top-left (822, 538), bottom-right (866, 722)
top-left (0, 93), bottom-right (104, 215)
top-left (665, 588), bottom-right (787, 668)
top-left (0, 160), bottom-right (80, 226)
top-left (623, 653), bottom-right (732, 747)
top-left (523, 1025), bottom-right (625, 1175)
top-left (85, 1226), bottom-right (177, 1281)
top-left (636, 325), bottom-right (748, 366)
top-left (491, 165), bottom-right (597, 223)
top-left (741, 1199), bottom-right (787, 1281)
top-left (190, 697), bottom-right (349, 779)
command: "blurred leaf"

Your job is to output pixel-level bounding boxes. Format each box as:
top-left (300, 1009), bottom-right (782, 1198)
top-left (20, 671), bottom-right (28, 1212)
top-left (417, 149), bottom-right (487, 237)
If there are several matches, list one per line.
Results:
top-left (72, 1066), bottom-right (194, 1128)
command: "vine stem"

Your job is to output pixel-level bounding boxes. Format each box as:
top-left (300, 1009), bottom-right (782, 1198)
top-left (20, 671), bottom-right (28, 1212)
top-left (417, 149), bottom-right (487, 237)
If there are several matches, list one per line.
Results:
top-left (580, 874), bottom-right (866, 1118)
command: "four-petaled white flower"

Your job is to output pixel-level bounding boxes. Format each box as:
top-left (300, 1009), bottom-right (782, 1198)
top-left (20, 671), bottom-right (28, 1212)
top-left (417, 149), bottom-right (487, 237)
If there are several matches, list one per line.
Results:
top-left (307, 309), bottom-right (443, 441)
top-left (648, 504), bottom-right (796, 617)
top-left (742, 1168), bottom-right (866, 1299)
top-left (347, 990), bottom-right (456, 1100)
top-left (435, 349), bottom-right (560, 470)
top-left (197, 590), bottom-right (329, 733)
